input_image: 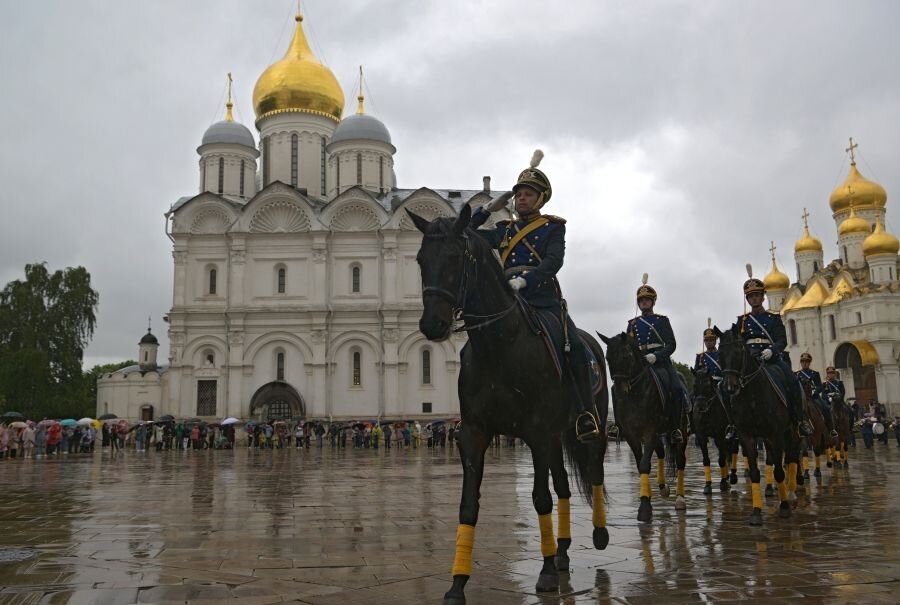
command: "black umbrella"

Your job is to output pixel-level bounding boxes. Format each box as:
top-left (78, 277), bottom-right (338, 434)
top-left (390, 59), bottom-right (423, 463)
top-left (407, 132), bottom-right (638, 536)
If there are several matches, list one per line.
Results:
top-left (1, 411), bottom-right (24, 420)
top-left (157, 414), bottom-right (175, 422)
top-left (98, 413), bottom-right (118, 420)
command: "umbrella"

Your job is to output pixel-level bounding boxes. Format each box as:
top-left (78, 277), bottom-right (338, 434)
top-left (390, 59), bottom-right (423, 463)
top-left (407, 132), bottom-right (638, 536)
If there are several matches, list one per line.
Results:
top-left (157, 414), bottom-right (175, 422)
top-left (9, 421), bottom-right (27, 429)
top-left (77, 417), bottom-right (94, 426)
top-left (221, 417), bottom-right (239, 426)
top-left (60, 418), bottom-right (78, 427)
top-left (1, 411), bottom-right (24, 420)
top-left (98, 413), bottom-right (118, 420)
top-left (38, 419), bottom-right (56, 428)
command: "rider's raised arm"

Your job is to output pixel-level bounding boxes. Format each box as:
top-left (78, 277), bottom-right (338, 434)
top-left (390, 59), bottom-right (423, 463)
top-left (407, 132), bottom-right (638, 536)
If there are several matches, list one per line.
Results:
top-left (469, 207), bottom-right (505, 249)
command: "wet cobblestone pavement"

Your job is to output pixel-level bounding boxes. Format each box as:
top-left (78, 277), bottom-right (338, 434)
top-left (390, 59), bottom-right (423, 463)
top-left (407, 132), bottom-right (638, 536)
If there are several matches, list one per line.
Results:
top-left (1, 441), bottom-right (899, 604)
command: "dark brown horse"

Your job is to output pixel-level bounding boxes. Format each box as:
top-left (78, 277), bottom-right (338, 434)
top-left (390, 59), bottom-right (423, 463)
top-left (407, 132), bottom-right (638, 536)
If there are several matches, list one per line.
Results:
top-left (716, 327), bottom-right (801, 526)
top-left (691, 367), bottom-right (736, 494)
top-left (829, 391), bottom-right (852, 468)
top-left (598, 332), bottom-right (688, 523)
top-left (409, 206), bottom-right (610, 605)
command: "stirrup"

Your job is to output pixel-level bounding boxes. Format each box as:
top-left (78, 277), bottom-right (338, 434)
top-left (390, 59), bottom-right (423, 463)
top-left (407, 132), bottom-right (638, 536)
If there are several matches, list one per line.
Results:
top-left (830, 429), bottom-right (838, 438)
top-left (725, 425), bottom-right (737, 441)
top-left (798, 420), bottom-right (814, 437)
top-left (576, 413), bottom-right (601, 442)
top-left (670, 429), bottom-right (684, 444)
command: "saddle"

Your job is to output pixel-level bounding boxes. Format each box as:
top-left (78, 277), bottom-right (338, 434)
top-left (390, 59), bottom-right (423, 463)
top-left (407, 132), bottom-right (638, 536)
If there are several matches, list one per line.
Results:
top-left (516, 297), bottom-right (602, 396)
top-left (758, 363), bottom-right (789, 408)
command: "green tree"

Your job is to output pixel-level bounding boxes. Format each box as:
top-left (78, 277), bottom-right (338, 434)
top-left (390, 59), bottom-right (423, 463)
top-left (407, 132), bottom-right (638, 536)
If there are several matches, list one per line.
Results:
top-left (673, 361), bottom-right (694, 392)
top-left (0, 263), bottom-right (99, 419)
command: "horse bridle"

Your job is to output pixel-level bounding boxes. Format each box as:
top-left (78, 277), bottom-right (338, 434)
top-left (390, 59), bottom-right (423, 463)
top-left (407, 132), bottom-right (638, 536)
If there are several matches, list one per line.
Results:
top-left (421, 232), bottom-right (517, 333)
top-left (721, 342), bottom-right (764, 394)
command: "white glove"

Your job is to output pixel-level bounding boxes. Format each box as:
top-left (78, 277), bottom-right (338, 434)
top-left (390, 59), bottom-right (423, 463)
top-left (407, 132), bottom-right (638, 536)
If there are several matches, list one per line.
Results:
top-left (645, 353), bottom-right (657, 364)
top-left (508, 276), bottom-right (526, 291)
top-left (761, 348), bottom-right (773, 361)
top-left (483, 191), bottom-right (513, 213)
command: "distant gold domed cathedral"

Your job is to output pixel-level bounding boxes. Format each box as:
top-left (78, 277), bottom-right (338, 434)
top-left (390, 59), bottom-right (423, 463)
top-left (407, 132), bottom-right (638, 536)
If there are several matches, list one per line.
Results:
top-left (97, 11), bottom-right (509, 422)
top-left (762, 139), bottom-right (899, 412)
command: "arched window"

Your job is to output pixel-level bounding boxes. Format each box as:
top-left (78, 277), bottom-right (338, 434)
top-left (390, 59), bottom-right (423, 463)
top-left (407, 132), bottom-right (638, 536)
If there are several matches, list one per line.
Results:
top-left (356, 152), bottom-right (363, 185)
top-left (263, 136), bottom-right (271, 185)
top-left (828, 315), bottom-right (836, 341)
top-left (277, 266), bottom-right (286, 294)
top-left (203, 349), bottom-right (215, 367)
top-left (291, 133), bottom-right (298, 187)
top-left (143, 351), bottom-right (148, 362)
top-left (352, 351), bottom-right (362, 386)
top-left (336, 156), bottom-right (341, 194)
top-left (813, 260), bottom-right (819, 272)
top-left (208, 267), bottom-right (217, 295)
top-left (379, 156), bottom-right (384, 191)
top-left (201, 160), bottom-right (206, 191)
top-left (422, 349), bottom-right (431, 385)
top-left (351, 265), bottom-right (361, 293)
top-left (842, 246), bottom-right (848, 263)
top-left (276, 351), bottom-right (285, 381)
top-left (218, 157), bottom-right (225, 194)
top-left (788, 319), bottom-right (797, 346)
top-left (240, 159), bottom-right (245, 197)
top-left (320, 136), bottom-right (327, 196)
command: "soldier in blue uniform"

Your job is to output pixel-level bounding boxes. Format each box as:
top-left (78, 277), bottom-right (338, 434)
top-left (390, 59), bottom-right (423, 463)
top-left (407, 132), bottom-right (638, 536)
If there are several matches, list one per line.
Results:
top-left (470, 150), bottom-right (601, 442)
top-left (695, 326), bottom-right (738, 440)
top-left (735, 275), bottom-right (814, 436)
top-left (795, 352), bottom-right (837, 437)
top-left (823, 366), bottom-right (846, 400)
top-left (627, 276), bottom-right (690, 443)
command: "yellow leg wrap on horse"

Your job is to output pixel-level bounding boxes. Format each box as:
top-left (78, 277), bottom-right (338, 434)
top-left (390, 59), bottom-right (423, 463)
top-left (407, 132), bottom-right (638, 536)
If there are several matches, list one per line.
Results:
top-left (815, 455), bottom-right (821, 469)
top-left (538, 513), bottom-right (556, 557)
top-left (743, 456), bottom-right (750, 470)
top-left (557, 498), bottom-right (571, 540)
top-left (592, 486), bottom-right (606, 527)
top-left (766, 464), bottom-right (775, 485)
top-left (751, 483), bottom-right (763, 509)
top-left (704, 466), bottom-right (712, 482)
top-left (720, 466), bottom-right (729, 479)
top-left (842, 448), bottom-right (848, 462)
top-left (676, 470), bottom-right (685, 497)
top-left (827, 447), bottom-right (834, 461)
top-left (451, 524), bottom-right (475, 577)
top-left (656, 459), bottom-right (665, 485)
top-left (731, 453), bottom-right (738, 470)
top-left (788, 463), bottom-right (798, 492)
top-left (640, 473), bottom-right (651, 498)
top-left (777, 482), bottom-right (788, 502)
top-left (802, 456), bottom-right (809, 471)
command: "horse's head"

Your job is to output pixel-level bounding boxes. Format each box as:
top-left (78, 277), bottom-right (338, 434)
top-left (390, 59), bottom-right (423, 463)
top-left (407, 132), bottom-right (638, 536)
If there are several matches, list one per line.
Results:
top-left (598, 332), bottom-right (644, 392)
top-left (715, 325), bottom-right (750, 396)
top-left (408, 204), bottom-right (474, 341)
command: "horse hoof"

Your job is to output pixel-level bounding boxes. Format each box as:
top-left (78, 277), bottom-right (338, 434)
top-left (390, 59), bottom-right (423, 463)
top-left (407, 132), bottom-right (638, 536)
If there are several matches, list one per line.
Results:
top-left (659, 484), bottom-right (670, 498)
top-left (765, 485), bottom-right (775, 498)
top-left (720, 479), bottom-right (730, 492)
top-left (843, 461), bottom-right (849, 469)
top-left (443, 596), bottom-right (466, 605)
top-left (803, 470), bottom-right (810, 478)
top-left (703, 483), bottom-right (712, 495)
top-left (730, 473), bottom-right (739, 485)
top-left (826, 461), bottom-right (833, 468)
top-left (814, 468), bottom-right (822, 478)
top-left (535, 572), bottom-right (559, 592)
top-left (554, 553), bottom-right (570, 572)
top-left (637, 498), bottom-right (653, 523)
top-left (749, 508), bottom-right (763, 526)
top-left (674, 495), bottom-right (686, 510)
top-left (593, 526), bottom-right (610, 550)
top-left (743, 469), bottom-right (750, 478)
top-left (779, 502), bottom-right (791, 519)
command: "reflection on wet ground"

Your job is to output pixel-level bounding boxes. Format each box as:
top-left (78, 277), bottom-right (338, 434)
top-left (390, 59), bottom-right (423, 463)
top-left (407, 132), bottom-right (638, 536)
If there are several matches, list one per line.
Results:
top-left (1, 441), bottom-right (899, 604)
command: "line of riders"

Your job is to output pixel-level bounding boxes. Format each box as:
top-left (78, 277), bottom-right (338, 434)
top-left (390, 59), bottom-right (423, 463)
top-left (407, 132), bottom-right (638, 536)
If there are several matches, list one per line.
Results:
top-left (471, 150), bottom-right (848, 444)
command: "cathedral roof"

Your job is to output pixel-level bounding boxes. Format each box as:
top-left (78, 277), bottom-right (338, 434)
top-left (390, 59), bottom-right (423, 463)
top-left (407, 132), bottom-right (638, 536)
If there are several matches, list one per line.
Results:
top-left (763, 256), bottom-right (790, 291)
top-left (863, 218), bottom-right (899, 256)
top-left (201, 120), bottom-right (255, 148)
top-left (792, 281), bottom-right (829, 310)
top-left (838, 205), bottom-right (870, 236)
top-left (139, 329), bottom-right (159, 345)
top-left (332, 113), bottom-right (392, 146)
top-left (252, 14), bottom-right (344, 123)
top-left (829, 162), bottom-right (887, 213)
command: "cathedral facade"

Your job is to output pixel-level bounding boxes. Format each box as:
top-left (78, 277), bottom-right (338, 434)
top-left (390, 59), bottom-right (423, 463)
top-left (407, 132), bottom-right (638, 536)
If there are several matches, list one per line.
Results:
top-left (97, 13), bottom-right (506, 422)
top-left (763, 143), bottom-right (899, 413)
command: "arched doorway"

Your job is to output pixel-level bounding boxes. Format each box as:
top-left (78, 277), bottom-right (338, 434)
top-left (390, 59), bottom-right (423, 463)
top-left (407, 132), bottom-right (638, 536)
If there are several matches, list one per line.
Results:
top-left (834, 341), bottom-right (880, 405)
top-left (249, 381), bottom-right (306, 420)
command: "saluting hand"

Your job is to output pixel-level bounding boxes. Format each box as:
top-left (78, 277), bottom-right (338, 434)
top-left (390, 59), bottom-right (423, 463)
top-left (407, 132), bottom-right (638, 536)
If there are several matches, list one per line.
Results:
top-left (483, 191), bottom-right (513, 213)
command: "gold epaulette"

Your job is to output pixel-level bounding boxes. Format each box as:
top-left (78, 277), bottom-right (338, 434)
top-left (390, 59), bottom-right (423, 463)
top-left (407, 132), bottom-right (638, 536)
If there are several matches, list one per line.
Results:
top-left (544, 215), bottom-right (567, 224)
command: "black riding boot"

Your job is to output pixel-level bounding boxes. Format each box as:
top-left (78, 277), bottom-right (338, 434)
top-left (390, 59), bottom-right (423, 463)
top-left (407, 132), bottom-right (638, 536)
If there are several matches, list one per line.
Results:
top-left (822, 405), bottom-right (838, 437)
top-left (791, 399), bottom-right (814, 436)
top-left (570, 362), bottom-right (600, 442)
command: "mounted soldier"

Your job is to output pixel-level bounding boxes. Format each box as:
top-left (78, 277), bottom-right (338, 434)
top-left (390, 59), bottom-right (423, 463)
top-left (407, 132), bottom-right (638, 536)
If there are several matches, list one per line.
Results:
top-left (735, 269), bottom-right (813, 436)
top-left (470, 150), bottom-right (600, 441)
top-left (795, 352), bottom-right (838, 438)
top-left (695, 322), bottom-right (737, 441)
top-left (626, 275), bottom-right (690, 443)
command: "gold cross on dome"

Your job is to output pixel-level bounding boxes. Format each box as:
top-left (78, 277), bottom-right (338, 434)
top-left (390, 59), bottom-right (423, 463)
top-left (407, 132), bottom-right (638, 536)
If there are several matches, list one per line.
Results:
top-left (801, 207), bottom-right (810, 229)
top-left (846, 137), bottom-right (858, 163)
top-left (769, 240), bottom-right (777, 261)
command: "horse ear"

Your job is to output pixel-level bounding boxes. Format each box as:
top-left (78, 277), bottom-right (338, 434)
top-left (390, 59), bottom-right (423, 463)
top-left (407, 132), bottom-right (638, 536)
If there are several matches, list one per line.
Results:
top-left (596, 331), bottom-right (610, 345)
top-left (453, 203), bottom-right (472, 235)
top-left (405, 210), bottom-right (431, 234)
top-left (713, 325), bottom-right (723, 337)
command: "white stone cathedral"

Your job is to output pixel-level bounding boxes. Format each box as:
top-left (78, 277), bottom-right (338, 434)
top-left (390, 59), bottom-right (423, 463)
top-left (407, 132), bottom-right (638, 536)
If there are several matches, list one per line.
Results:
top-left (97, 13), bottom-right (508, 422)
top-left (762, 141), bottom-right (899, 413)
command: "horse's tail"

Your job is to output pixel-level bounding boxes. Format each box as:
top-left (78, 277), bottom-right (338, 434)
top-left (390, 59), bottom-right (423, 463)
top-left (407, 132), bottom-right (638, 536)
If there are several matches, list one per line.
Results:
top-left (562, 428), bottom-right (595, 506)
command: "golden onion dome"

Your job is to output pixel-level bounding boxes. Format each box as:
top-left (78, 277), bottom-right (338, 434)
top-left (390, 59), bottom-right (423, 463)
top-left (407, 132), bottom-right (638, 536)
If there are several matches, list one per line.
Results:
top-left (763, 257), bottom-right (791, 291)
top-left (794, 215), bottom-right (823, 253)
top-left (252, 15), bottom-right (345, 123)
top-left (838, 205), bottom-right (870, 236)
top-left (829, 163), bottom-right (887, 213)
top-left (863, 218), bottom-right (899, 256)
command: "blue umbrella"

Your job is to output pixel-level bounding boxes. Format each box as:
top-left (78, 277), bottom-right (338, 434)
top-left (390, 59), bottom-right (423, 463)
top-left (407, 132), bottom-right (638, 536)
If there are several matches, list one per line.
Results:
top-left (60, 418), bottom-right (78, 427)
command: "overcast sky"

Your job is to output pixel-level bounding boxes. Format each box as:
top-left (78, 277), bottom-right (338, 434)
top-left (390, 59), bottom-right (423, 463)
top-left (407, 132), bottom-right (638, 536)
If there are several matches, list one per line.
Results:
top-left (1, 0), bottom-right (898, 369)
